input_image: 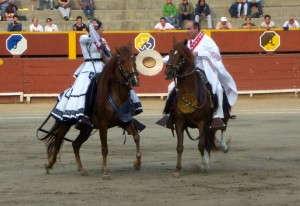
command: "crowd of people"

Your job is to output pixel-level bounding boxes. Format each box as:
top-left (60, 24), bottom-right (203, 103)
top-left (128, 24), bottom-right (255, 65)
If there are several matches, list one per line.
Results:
top-left (2, 0), bottom-right (300, 32)
top-left (7, 14), bottom-right (88, 31)
top-left (156, 0), bottom-right (299, 31)
top-left (1, 0), bottom-right (94, 25)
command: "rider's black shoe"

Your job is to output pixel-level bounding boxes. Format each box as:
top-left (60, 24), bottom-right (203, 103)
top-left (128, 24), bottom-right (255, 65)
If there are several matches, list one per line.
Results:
top-left (75, 116), bottom-right (93, 131)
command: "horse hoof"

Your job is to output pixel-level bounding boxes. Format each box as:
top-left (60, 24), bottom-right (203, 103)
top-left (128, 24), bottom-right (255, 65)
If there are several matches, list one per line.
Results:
top-left (134, 162), bottom-right (141, 171)
top-left (200, 164), bottom-right (211, 173)
top-left (102, 173), bottom-right (111, 180)
top-left (79, 169), bottom-right (88, 176)
top-left (44, 165), bottom-right (50, 174)
top-left (172, 172), bottom-right (181, 178)
top-left (221, 145), bottom-right (229, 153)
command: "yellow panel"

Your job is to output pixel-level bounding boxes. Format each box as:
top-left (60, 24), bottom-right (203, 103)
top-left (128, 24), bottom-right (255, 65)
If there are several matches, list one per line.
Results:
top-left (68, 32), bottom-right (77, 60)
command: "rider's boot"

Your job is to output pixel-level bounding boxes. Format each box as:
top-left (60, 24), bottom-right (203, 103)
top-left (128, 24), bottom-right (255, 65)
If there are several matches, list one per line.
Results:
top-left (163, 89), bottom-right (175, 115)
top-left (209, 82), bottom-right (226, 130)
top-left (157, 89), bottom-right (175, 129)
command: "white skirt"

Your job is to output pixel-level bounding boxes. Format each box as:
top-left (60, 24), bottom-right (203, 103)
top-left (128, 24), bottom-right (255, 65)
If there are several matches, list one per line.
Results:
top-left (51, 61), bottom-right (104, 123)
top-left (51, 61), bottom-right (143, 123)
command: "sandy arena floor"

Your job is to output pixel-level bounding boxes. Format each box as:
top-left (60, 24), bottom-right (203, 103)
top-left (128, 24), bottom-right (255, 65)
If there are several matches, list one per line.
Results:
top-left (0, 97), bottom-right (300, 206)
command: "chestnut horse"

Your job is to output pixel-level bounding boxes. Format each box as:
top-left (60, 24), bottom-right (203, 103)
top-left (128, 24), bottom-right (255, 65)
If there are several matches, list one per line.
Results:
top-left (164, 41), bottom-right (231, 175)
top-left (40, 44), bottom-right (142, 178)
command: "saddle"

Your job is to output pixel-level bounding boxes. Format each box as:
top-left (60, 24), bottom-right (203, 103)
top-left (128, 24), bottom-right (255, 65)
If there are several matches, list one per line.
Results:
top-left (156, 70), bottom-right (216, 130)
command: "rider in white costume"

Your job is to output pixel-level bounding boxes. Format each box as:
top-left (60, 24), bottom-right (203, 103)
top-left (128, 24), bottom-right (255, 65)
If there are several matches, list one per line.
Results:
top-left (165, 20), bottom-right (237, 129)
top-left (51, 19), bottom-right (142, 130)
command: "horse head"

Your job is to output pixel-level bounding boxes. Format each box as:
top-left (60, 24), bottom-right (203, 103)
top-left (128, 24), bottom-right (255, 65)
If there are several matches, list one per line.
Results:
top-left (165, 40), bottom-right (195, 80)
top-left (115, 43), bottom-right (139, 87)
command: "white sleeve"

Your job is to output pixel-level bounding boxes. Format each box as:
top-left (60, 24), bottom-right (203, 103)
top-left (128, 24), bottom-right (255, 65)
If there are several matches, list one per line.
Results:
top-left (196, 37), bottom-right (221, 61)
top-left (283, 21), bottom-right (288, 27)
top-left (163, 55), bottom-right (169, 63)
top-left (89, 24), bottom-right (101, 49)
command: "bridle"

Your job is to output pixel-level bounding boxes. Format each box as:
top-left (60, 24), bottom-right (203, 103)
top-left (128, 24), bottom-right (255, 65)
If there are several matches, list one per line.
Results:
top-left (116, 54), bottom-right (138, 87)
top-left (166, 54), bottom-right (195, 79)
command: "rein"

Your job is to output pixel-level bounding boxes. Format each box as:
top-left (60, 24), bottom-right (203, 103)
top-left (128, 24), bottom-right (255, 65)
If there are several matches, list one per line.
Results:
top-left (169, 57), bottom-right (207, 111)
top-left (114, 54), bottom-right (138, 87)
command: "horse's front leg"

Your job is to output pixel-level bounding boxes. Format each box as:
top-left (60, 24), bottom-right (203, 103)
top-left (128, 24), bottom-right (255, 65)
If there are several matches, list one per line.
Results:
top-left (173, 124), bottom-right (184, 177)
top-left (126, 123), bottom-right (142, 170)
top-left (99, 126), bottom-right (109, 179)
top-left (72, 128), bottom-right (92, 175)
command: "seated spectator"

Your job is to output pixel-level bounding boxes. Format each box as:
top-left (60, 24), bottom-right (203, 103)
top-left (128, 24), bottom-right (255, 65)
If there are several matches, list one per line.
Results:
top-left (177, 0), bottom-right (194, 30)
top-left (162, 0), bottom-right (177, 26)
top-left (283, 16), bottom-right (300, 29)
top-left (1, 0), bottom-right (17, 21)
top-left (44, 18), bottom-right (58, 32)
top-left (215, 17), bottom-right (232, 29)
top-left (236, 0), bottom-right (248, 18)
top-left (7, 14), bottom-right (22, 31)
top-left (260, 14), bottom-right (275, 30)
top-left (195, 0), bottom-right (212, 29)
top-left (80, 0), bottom-right (94, 20)
top-left (242, 16), bottom-right (256, 29)
top-left (57, 0), bottom-right (71, 21)
top-left (29, 17), bottom-right (44, 32)
top-left (36, 0), bottom-right (54, 10)
top-left (154, 17), bottom-right (175, 30)
top-left (73, 16), bottom-right (88, 31)
top-left (5, 2), bottom-right (17, 21)
top-left (247, 0), bottom-right (263, 18)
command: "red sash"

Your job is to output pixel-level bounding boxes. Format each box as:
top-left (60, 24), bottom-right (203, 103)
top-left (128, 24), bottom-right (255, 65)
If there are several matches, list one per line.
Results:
top-left (189, 32), bottom-right (204, 51)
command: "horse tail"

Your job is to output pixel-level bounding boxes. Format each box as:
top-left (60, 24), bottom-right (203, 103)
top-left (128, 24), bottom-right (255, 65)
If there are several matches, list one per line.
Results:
top-left (44, 122), bottom-right (64, 159)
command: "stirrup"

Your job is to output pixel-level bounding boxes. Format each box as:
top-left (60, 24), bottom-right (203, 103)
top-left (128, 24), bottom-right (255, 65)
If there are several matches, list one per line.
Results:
top-left (209, 117), bottom-right (226, 130)
top-left (156, 114), bottom-right (172, 129)
top-left (75, 116), bottom-right (93, 131)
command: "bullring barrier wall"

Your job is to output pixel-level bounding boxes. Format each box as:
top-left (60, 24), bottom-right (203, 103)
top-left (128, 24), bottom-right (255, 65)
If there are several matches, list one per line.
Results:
top-left (0, 29), bottom-right (300, 103)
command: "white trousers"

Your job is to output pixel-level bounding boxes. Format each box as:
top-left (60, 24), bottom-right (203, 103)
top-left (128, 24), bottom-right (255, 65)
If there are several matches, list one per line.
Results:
top-left (58, 7), bottom-right (70, 18)
top-left (238, 3), bottom-right (248, 16)
top-left (195, 14), bottom-right (212, 29)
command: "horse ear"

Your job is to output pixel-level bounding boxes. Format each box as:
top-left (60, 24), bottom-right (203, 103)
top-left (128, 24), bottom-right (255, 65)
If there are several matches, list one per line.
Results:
top-left (173, 37), bottom-right (177, 46)
top-left (127, 42), bottom-right (132, 51)
top-left (183, 39), bottom-right (188, 46)
top-left (115, 47), bottom-right (120, 54)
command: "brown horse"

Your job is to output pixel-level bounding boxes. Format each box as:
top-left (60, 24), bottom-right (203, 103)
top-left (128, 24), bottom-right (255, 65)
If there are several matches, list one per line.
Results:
top-left (40, 44), bottom-right (142, 178)
top-left (164, 41), bottom-right (230, 175)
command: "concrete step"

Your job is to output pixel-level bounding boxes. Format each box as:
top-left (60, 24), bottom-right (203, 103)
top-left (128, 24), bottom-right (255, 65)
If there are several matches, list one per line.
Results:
top-left (16, 0), bottom-right (300, 10)
top-left (3, 0), bottom-right (300, 32)
top-left (16, 6), bottom-right (300, 22)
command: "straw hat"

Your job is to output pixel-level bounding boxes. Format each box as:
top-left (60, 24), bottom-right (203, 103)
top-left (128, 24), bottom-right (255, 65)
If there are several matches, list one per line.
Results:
top-left (136, 49), bottom-right (163, 76)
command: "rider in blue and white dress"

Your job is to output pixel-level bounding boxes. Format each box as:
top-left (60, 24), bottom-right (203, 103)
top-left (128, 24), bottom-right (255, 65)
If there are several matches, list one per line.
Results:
top-left (51, 19), bottom-right (142, 129)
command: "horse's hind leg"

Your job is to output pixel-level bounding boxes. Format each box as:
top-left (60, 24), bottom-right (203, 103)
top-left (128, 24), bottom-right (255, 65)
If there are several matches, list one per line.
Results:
top-left (126, 123), bottom-right (142, 170)
top-left (45, 123), bottom-right (71, 173)
top-left (99, 125), bottom-right (109, 177)
top-left (72, 128), bottom-right (92, 175)
top-left (220, 130), bottom-right (229, 153)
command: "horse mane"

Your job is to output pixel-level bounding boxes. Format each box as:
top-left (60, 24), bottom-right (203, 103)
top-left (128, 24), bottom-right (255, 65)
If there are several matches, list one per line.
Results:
top-left (98, 53), bottom-right (117, 101)
top-left (98, 45), bottom-right (131, 101)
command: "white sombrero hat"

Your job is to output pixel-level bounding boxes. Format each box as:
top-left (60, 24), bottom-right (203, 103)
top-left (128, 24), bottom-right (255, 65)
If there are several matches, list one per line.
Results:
top-left (136, 49), bottom-right (163, 76)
